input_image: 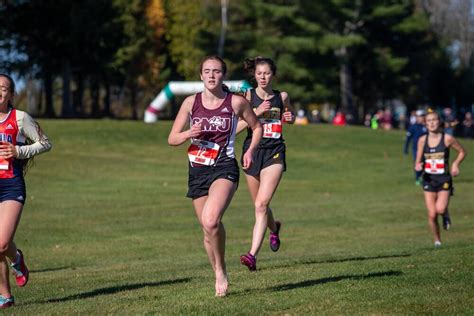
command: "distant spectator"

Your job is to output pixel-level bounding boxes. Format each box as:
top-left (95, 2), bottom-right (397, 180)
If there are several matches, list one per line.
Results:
top-left (345, 112), bottom-right (355, 124)
top-left (442, 107), bottom-right (458, 135)
top-left (310, 109), bottom-right (321, 123)
top-left (404, 109), bottom-right (427, 185)
top-left (380, 108), bottom-right (393, 130)
top-left (393, 100), bottom-right (407, 130)
top-left (371, 110), bottom-right (383, 130)
top-left (462, 112), bottom-right (473, 139)
top-left (294, 109), bottom-right (309, 125)
top-left (332, 111), bottom-right (346, 126)
top-left (408, 110), bottom-right (417, 128)
top-left (363, 113), bottom-right (371, 128)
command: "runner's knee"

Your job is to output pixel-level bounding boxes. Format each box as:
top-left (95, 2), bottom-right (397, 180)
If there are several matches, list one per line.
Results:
top-left (202, 217), bottom-right (220, 235)
top-left (254, 200), bottom-right (269, 215)
top-left (435, 206), bottom-right (447, 214)
top-left (428, 211), bottom-right (437, 221)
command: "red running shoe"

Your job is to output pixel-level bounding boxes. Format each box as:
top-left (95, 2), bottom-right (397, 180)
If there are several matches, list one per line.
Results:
top-left (240, 252), bottom-right (257, 271)
top-left (269, 221), bottom-right (281, 252)
top-left (11, 249), bottom-right (29, 287)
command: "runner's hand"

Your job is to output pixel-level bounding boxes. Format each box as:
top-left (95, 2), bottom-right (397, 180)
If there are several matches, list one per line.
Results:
top-left (242, 150), bottom-right (253, 170)
top-left (256, 100), bottom-right (271, 116)
top-left (451, 164), bottom-right (460, 176)
top-left (0, 141), bottom-right (17, 159)
top-left (282, 110), bottom-right (294, 123)
top-left (188, 123), bottom-right (202, 139)
top-left (414, 162), bottom-right (423, 172)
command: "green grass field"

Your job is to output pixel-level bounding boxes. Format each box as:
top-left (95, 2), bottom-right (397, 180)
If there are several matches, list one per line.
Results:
top-left (5, 120), bottom-right (474, 314)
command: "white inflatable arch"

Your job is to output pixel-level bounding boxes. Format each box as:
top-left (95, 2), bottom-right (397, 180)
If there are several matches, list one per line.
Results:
top-left (144, 80), bottom-right (251, 123)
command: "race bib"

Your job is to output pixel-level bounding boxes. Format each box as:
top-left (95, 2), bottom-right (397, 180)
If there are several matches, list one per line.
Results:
top-left (260, 119), bottom-right (282, 139)
top-left (0, 158), bottom-right (9, 170)
top-left (424, 159), bottom-right (445, 174)
top-left (187, 139), bottom-right (220, 166)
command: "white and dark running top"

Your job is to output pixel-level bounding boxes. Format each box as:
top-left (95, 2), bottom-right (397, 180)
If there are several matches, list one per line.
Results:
top-left (244, 88), bottom-right (285, 150)
top-left (422, 133), bottom-right (450, 178)
top-left (187, 92), bottom-right (238, 168)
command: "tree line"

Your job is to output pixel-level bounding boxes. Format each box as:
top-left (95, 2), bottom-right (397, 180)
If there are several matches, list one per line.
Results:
top-left (0, 0), bottom-right (472, 121)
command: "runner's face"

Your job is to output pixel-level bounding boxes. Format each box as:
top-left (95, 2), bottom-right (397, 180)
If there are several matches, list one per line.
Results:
top-left (0, 77), bottom-right (12, 108)
top-left (255, 64), bottom-right (273, 89)
top-left (200, 59), bottom-right (225, 91)
top-left (426, 114), bottom-right (440, 132)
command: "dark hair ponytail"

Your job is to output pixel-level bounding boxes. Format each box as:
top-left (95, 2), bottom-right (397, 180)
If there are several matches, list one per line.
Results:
top-left (243, 56), bottom-right (277, 77)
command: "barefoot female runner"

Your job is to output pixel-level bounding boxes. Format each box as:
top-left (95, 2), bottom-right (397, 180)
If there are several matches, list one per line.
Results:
top-left (168, 56), bottom-right (262, 296)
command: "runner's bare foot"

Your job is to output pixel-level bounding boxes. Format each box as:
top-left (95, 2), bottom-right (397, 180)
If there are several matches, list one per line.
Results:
top-left (215, 269), bottom-right (228, 297)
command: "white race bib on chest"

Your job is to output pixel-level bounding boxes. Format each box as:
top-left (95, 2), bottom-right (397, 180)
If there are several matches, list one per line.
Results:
top-left (0, 158), bottom-right (9, 170)
top-left (260, 118), bottom-right (282, 139)
top-left (424, 158), bottom-right (445, 174)
top-left (187, 139), bottom-right (220, 166)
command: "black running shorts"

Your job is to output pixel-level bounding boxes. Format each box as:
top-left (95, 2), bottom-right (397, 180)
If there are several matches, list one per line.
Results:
top-left (242, 145), bottom-right (286, 177)
top-left (187, 159), bottom-right (239, 199)
top-left (422, 174), bottom-right (453, 195)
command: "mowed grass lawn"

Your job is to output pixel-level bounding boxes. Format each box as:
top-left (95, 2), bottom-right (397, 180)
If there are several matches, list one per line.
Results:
top-left (5, 120), bottom-right (473, 315)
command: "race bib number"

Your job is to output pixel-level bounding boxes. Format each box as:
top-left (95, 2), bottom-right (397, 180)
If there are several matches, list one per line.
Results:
top-left (424, 159), bottom-right (445, 174)
top-left (187, 139), bottom-right (220, 166)
top-left (260, 119), bottom-right (282, 139)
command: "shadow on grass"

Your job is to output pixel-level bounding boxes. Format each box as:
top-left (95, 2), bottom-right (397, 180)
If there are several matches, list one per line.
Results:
top-left (37, 277), bottom-right (192, 304)
top-left (31, 266), bottom-right (74, 273)
top-left (260, 253), bottom-right (411, 271)
top-left (302, 253), bottom-right (411, 265)
top-left (270, 270), bottom-right (403, 292)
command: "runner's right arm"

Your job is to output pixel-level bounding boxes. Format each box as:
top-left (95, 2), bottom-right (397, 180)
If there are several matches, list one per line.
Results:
top-left (414, 135), bottom-right (425, 171)
top-left (168, 96), bottom-right (201, 146)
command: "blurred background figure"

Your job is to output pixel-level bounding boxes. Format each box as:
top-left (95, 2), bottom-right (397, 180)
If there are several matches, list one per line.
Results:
top-left (442, 107), bottom-right (458, 135)
top-left (408, 110), bottom-right (417, 129)
top-left (392, 99), bottom-right (407, 130)
top-left (332, 111), bottom-right (346, 126)
top-left (363, 113), bottom-right (372, 128)
top-left (380, 108), bottom-right (393, 130)
top-left (310, 109), bottom-right (321, 123)
top-left (462, 112), bottom-right (473, 139)
top-left (371, 110), bottom-right (383, 130)
top-left (294, 109), bottom-right (309, 125)
top-left (404, 109), bottom-right (427, 185)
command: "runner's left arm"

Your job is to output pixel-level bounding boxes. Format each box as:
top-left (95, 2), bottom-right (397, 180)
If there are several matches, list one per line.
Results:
top-left (446, 134), bottom-right (466, 176)
top-left (281, 92), bottom-right (296, 124)
top-left (414, 136), bottom-right (425, 172)
top-left (15, 111), bottom-right (52, 159)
